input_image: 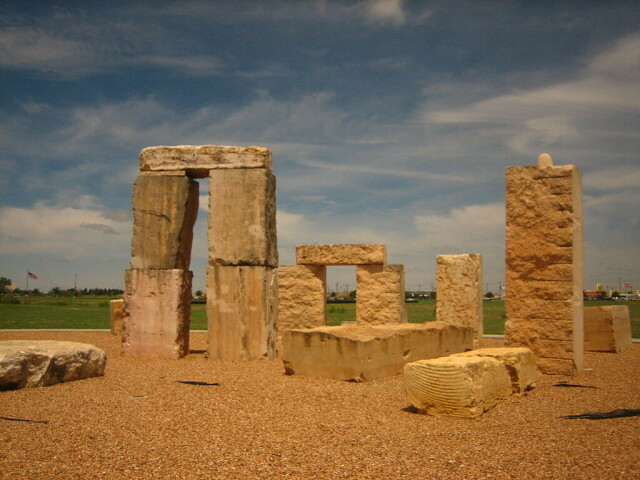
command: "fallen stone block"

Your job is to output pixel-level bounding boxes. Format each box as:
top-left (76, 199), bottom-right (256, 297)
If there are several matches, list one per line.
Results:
top-left (451, 347), bottom-right (537, 395)
top-left (140, 145), bottom-right (272, 177)
top-left (296, 244), bottom-right (386, 266)
top-left (404, 355), bottom-right (512, 418)
top-left (584, 305), bottom-right (632, 353)
top-left (0, 340), bottom-right (106, 390)
top-left (282, 322), bottom-right (472, 381)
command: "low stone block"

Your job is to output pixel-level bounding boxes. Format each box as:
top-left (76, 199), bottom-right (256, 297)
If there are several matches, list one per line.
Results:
top-left (436, 254), bottom-right (483, 344)
top-left (404, 355), bottom-right (512, 418)
top-left (356, 264), bottom-right (407, 325)
top-left (451, 347), bottom-right (537, 395)
top-left (296, 244), bottom-right (386, 266)
top-left (584, 305), bottom-right (632, 353)
top-left (123, 269), bottom-right (192, 358)
top-left (208, 168), bottom-right (278, 267)
top-left (277, 265), bottom-right (327, 353)
top-left (140, 145), bottom-right (272, 177)
top-left (0, 340), bottom-right (106, 390)
top-left (282, 322), bottom-right (473, 381)
top-left (207, 265), bottom-right (277, 361)
top-left (110, 299), bottom-right (124, 336)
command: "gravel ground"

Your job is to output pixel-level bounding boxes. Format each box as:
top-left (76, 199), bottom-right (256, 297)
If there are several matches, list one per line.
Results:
top-left (1, 330), bottom-right (639, 480)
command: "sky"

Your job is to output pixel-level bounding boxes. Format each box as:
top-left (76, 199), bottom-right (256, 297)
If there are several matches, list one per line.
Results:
top-left (1, 0), bottom-right (639, 295)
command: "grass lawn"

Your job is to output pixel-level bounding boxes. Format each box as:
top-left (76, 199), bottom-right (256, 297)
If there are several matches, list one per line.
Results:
top-left (1, 297), bottom-right (638, 338)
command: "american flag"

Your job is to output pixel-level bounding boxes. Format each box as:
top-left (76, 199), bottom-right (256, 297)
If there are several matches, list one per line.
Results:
top-left (28, 271), bottom-right (38, 279)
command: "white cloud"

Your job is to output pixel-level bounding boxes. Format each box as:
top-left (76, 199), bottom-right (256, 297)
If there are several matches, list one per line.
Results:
top-left (363, 0), bottom-right (406, 26)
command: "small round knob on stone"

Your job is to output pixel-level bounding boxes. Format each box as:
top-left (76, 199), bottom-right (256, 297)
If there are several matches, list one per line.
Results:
top-left (537, 153), bottom-right (554, 167)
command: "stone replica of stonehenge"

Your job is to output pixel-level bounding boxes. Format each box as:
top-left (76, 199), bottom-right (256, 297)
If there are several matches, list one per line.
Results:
top-left (119, 144), bottom-right (631, 401)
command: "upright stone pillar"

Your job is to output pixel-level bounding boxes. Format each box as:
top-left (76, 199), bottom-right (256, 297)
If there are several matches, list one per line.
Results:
top-left (207, 167), bottom-right (278, 360)
top-left (123, 172), bottom-right (199, 358)
top-left (356, 264), bottom-right (407, 325)
top-left (277, 265), bottom-right (327, 353)
top-left (504, 154), bottom-right (584, 375)
top-left (436, 254), bottom-right (483, 346)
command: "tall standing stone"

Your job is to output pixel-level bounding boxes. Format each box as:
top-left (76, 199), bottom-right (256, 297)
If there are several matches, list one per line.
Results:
top-left (206, 265), bottom-right (277, 361)
top-left (356, 264), bottom-right (407, 325)
top-left (436, 254), bottom-right (483, 345)
top-left (208, 168), bottom-right (277, 267)
top-left (504, 155), bottom-right (584, 375)
top-left (130, 172), bottom-right (199, 270)
top-left (277, 265), bottom-right (327, 353)
top-left (122, 269), bottom-right (192, 358)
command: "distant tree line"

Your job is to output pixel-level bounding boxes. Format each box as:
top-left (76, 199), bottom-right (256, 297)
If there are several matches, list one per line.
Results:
top-left (0, 277), bottom-right (123, 297)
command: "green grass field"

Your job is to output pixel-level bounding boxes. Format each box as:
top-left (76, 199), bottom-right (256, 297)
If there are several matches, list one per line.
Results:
top-left (1, 297), bottom-right (638, 337)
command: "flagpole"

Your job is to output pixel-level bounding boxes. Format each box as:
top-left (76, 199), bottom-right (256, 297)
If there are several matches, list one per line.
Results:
top-left (26, 269), bottom-right (29, 294)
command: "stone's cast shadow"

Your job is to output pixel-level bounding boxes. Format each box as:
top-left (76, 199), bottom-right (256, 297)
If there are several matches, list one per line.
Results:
top-left (562, 409), bottom-right (640, 420)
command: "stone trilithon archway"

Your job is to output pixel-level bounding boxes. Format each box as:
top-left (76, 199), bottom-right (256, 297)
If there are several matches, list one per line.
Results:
top-left (122, 145), bottom-right (278, 360)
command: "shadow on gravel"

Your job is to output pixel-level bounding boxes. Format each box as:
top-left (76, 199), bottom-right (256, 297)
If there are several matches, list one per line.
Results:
top-left (562, 409), bottom-right (640, 420)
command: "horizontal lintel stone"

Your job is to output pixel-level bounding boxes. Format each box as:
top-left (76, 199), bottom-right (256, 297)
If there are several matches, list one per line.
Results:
top-left (296, 244), bottom-right (386, 265)
top-left (140, 145), bottom-right (272, 177)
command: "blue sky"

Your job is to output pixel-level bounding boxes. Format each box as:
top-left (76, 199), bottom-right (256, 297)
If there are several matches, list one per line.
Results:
top-left (1, 0), bottom-right (639, 294)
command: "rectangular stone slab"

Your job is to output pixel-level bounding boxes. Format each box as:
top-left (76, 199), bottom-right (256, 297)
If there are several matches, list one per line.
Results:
top-left (451, 347), bottom-right (537, 395)
top-left (504, 164), bottom-right (584, 375)
top-left (0, 340), bottom-right (106, 390)
top-left (277, 265), bottom-right (327, 354)
top-left (584, 305), bottom-right (632, 352)
top-left (122, 269), bottom-right (192, 358)
top-left (207, 265), bottom-right (277, 361)
top-left (404, 355), bottom-right (512, 418)
top-left (208, 168), bottom-right (278, 267)
top-left (282, 322), bottom-right (473, 381)
top-left (356, 264), bottom-right (407, 325)
top-left (109, 299), bottom-right (124, 336)
top-left (436, 254), bottom-right (483, 345)
top-left (296, 244), bottom-right (386, 265)
top-left (140, 145), bottom-right (272, 177)
top-left (130, 174), bottom-right (199, 270)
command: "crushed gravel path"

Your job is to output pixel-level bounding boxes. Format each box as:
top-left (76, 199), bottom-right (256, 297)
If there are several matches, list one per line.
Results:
top-left (1, 330), bottom-right (639, 480)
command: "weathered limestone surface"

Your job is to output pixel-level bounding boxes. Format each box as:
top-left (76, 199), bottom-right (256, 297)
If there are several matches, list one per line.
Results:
top-left (504, 162), bottom-right (584, 375)
top-left (140, 145), bottom-right (272, 177)
top-left (451, 347), bottom-right (537, 395)
top-left (436, 254), bottom-right (483, 344)
top-left (404, 355), bottom-right (512, 418)
top-left (130, 174), bottom-right (199, 270)
top-left (584, 305), bottom-right (632, 353)
top-left (110, 299), bottom-right (124, 336)
top-left (123, 269), bottom-right (192, 358)
top-left (277, 265), bottom-right (326, 352)
top-left (208, 169), bottom-right (277, 267)
top-left (0, 340), bottom-right (106, 390)
top-left (207, 266), bottom-right (277, 361)
top-left (282, 322), bottom-right (473, 381)
top-left (356, 264), bottom-right (407, 325)
top-left (296, 244), bottom-right (386, 266)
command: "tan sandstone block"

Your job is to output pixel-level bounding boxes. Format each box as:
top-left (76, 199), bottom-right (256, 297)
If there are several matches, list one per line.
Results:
top-left (404, 356), bottom-right (512, 418)
top-left (356, 265), bottom-right (407, 325)
top-left (436, 254), bottom-right (483, 344)
top-left (277, 265), bottom-right (326, 353)
top-left (584, 305), bottom-right (632, 353)
top-left (130, 174), bottom-right (199, 270)
top-left (207, 266), bottom-right (277, 361)
top-left (505, 162), bottom-right (583, 375)
top-left (122, 269), bottom-right (192, 358)
top-left (109, 299), bottom-right (124, 336)
top-left (208, 169), bottom-right (277, 267)
top-left (452, 347), bottom-right (537, 395)
top-left (296, 244), bottom-right (386, 266)
top-left (282, 322), bottom-right (473, 381)
top-left (0, 340), bottom-right (107, 390)
top-left (140, 145), bottom-right (272, 177)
